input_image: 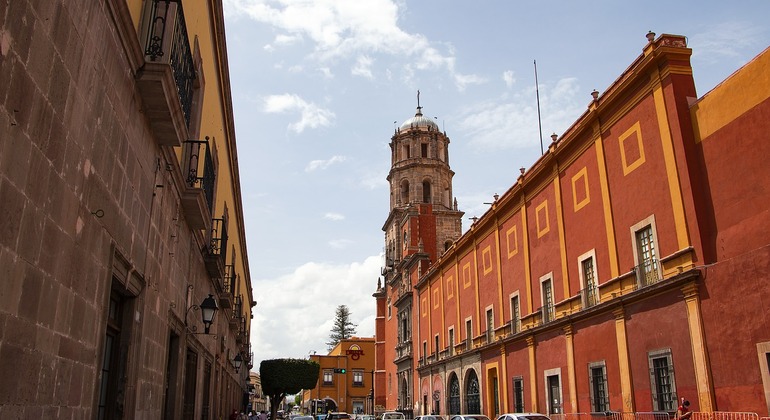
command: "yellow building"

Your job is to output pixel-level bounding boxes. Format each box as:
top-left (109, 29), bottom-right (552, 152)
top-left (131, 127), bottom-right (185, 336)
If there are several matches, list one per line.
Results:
top-left (304, 338), bottom-right (377, 416)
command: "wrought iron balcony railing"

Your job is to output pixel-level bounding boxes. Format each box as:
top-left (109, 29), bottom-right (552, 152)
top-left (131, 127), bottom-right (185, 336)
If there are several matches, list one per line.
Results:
top-left (144, 0), bottom-right (195, 126)
top-left (634, 258), bottom-right (662, 289)
top-left (541, 303), bottom-right (555, 324)
top-left (137, 0), bottom-right (195, 147)
top-left (183, 138), bottom-right (215, 214)
top-left (203, 217), bottom-right (228, 278)
top-left (581, 283), bottom-right (600, 308)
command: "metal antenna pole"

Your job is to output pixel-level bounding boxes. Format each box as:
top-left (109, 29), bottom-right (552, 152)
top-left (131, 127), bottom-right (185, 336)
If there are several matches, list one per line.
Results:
top-left (535, 60), bottom-right (544, 155)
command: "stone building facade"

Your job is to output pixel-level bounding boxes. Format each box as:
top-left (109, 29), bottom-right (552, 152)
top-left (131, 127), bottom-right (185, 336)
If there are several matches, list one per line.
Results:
top-left (374, 33), bottom-right (770, 417)
top-left (0, 1), bottom-right (254, 418)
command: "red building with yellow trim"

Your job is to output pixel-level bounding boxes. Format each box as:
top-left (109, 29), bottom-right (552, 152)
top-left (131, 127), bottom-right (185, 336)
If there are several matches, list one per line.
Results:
top-left (374, 33), bottom-right (770, 418)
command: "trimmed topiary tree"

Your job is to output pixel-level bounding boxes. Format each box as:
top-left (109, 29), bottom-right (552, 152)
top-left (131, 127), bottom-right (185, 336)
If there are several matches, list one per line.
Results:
top-left (260, 358), bottom-right (320, 420)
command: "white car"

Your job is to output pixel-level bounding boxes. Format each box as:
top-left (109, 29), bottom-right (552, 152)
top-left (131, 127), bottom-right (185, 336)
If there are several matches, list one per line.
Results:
top-left (381, 412), bottom-right (406, 420)
top-left (450, 415), bottom-right (491, 420)
top-left (496, 413), bottom-right (551, 420)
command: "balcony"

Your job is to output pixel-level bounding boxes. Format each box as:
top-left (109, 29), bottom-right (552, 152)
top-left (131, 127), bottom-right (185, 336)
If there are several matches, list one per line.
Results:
top-left (203, 217), bottom-right (228, 278)
top-left (229, 295), bottom-right (242, 330)
top-left (581, 283), bottom-right (600, 308)
top-left (137, 0), bottom-right (195, 147)
top-left (180, 139), bottom-right (215, 230)
top-left (217, 264), bottom-right (235, 309)
top-left (634, 258), bottom-right (662, 289)
top-left (237, 317), bottom-right (247, 344)
top-left (541, 303), bottom-right (555, 324)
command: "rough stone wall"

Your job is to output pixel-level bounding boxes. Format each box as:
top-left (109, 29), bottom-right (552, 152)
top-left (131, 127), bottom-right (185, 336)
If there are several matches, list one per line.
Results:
top-left (0, 1), bottom-right (226, 418)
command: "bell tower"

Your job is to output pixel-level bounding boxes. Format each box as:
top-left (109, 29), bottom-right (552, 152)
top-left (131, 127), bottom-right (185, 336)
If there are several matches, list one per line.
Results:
top-left (383, 94), bottom-right (464, 266)
top-left (374, 93), bottom-right (464, 413)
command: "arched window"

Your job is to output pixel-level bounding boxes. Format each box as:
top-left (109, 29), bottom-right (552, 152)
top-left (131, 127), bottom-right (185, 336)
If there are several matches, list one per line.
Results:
top-left (448, 373), bottom-right (460, 415)
top-left (400, 180), bottom-right (410, 205)
top-left (422, 180), bottom-right (431, 203)
top-left (465, 370), bottom-right (480, 414)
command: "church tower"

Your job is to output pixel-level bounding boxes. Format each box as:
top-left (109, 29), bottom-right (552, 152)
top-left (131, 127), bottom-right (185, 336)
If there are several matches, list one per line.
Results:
top-left (374, 94), bottom-right (464, 414)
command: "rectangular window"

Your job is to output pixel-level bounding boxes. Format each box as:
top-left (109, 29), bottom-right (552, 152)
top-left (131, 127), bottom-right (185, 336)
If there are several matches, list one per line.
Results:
top-left (323, 369), bottom-right (334, 385)
top-left (582, 257), bottom-right (599, 307)
top-left (403, 144), bottom-right (410, 159)
top-left (466, 319), bottom-right (473, 350)
top-left (448, 328), bottom-right (455, 356)
top-left (421, 143), bottom-right (428, 158)
top-left (434, 335), bottom-right (439, 356)
top-left (649, 350), bottom-right (677, 411)
top-left (353, 370), bottom-right (364, 387)
top-left (588, 362), bottom-right (609, 413)
top-left (510, 295), bottom-right (520, 334)
top-left (541, 278), bottom-right (554, 323)
top-left (423, 341), bottom-right (427, 363)
top-left (512, 377), bottom-right (524, 413)
top-left (636, 225), bottom-right (660, 287)
top-left (486, 308), bottom-right (494, 343)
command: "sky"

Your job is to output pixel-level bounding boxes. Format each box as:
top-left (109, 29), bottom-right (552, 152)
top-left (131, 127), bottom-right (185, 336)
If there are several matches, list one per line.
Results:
top-left (220, 0), bottom-right (770, 367)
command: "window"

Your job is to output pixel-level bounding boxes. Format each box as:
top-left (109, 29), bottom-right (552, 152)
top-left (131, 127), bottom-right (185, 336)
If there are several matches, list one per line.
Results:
top-left (434, 335), bottom-right (439, 357)
top-left (649, 349), bottom-right (677, 411)
top-left (465, 319), bottom-right (473, 350)
top-left (323, 369), bottom-right (334, 385)
top-left (510, 295), bottom-right (521, 334)
top-left (541, 277), bottom-right (554, 323)
top-left (387, 299), bottom-right (392, 319)
top-left (403, 144), bottom-right (411, 159)
top-left (182, 349), bottom-right (198, 418)
top-left (353, 370), bottom-right (364, 387)
top-left (400, 180), bottom-right (410, 205)
top-left (632, 218), bottom-right (661, 288)
top-left (422, 341), bottom-right (427, 363)
top-left (512, 377), bottom-right (524, 413)
top-left (588, 362), bottom-right (609, 413)
top-left (448, 327), bottom-right (455, 356)
top-left (580, 254), bottom-right (599, 308)
top-left (486, 308), bottom-right (494, 343)
top-left (423, 180), bottom-right (432, 203)
top-left (421, 143), bottom-right (428, 158)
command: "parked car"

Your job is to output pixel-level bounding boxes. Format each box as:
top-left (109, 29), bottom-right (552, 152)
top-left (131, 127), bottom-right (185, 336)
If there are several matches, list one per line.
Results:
top-left (327, 413), bottom-right (352, 420)
top-left (359, 415), bottom-right (376, 420)
top-left (381, 412), bottom-right (406, 420)
top-left (416, 415), bottom-right (446, 420)
top-left (449, 415), bottom-right (491, 420)
top-left (496, 413), bottom-right (551, 420)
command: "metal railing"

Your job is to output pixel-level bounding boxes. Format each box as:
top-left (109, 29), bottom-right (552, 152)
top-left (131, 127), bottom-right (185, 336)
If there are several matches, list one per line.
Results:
top-left (183, 139), bottom-right (216, 214)
top-left (208, 217), bottom-right (228, 265)
top-left (541, 303), bottom-right (555, 324)
top-left (144, 0), bottom-right (195, 126)
top-left (581, 283), bottom-right (600, 308)
top-left (223, 264), bottom-right (235, 295)
top-left (634, 258), bottom-right (661, 289)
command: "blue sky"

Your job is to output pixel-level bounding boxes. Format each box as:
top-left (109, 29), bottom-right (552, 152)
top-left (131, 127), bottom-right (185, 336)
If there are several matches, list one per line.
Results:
top-left (220, 0), bottom-right (770, 365)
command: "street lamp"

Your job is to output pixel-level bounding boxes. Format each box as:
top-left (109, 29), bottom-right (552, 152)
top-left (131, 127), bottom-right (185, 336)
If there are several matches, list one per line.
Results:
top-left (199, 294), bottom-right (218, 334)
top-left (233, 353), bottom-right (243, 373)
top-left (185, 293), bottom-right (219, 335)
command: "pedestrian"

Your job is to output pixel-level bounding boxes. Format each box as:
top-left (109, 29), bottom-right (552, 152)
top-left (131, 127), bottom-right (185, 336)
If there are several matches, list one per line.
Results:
top-left (676, 398), bottom-right (692, 420)
top-left (231, 410), bottom-right (240, 420)
top-left (249, 411), bottom-right (258, 420)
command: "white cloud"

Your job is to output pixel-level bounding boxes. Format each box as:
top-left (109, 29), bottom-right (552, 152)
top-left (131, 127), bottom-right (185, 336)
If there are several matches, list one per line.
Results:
top-left (329, 239), bottom-right (354, 249)
top-left (319, 67), bottom-right (334, 79)
top-left (305, 155), bottom-right (347, 172)
top-left (352, 55), bottom-right (375, 79)
top-left (456, 77), bottom-right (583, 151)
top-left (454, 72), bottom-right (487, 92)
top-left (224, 0), bottom-right (473, 92)
top-left (324, 212), bottom-right (346, 221)
top-left (503, 70), bottom-right (515, 88)
top-left (249, 256), bottom-right (380, 363)
top-left (689, 21), bottom-right (764, 64)
top-left (263, 94), bottom-right (336, 133)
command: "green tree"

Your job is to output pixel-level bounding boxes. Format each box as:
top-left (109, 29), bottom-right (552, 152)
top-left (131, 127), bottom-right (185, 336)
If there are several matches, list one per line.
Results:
top-left (260, 359), bottom-right (320, 420)
top-left (326, 304), bottom-right (357, 351)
